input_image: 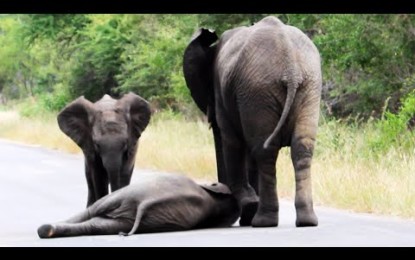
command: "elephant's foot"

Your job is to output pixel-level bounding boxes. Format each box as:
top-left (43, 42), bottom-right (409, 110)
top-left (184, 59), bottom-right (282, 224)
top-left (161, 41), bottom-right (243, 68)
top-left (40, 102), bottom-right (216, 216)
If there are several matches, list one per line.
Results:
top-left (295, 208), bottom-right (318, 227)
top-left (239, 198), bottom-right (258, 226)
top-left (38, 224), bottom-right (56, 238)
top-left (233, 187), bottom-right (258, 226)
top-left (251, 208), bottom-right (278, 227)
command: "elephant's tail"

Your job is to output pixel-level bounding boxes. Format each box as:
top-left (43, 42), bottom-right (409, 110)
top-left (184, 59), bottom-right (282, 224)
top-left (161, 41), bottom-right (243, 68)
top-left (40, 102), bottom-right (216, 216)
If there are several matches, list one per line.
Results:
top-left (263, 81), bottom-right (298, 149)
top-left (122, 200), bottom-right (154, 236)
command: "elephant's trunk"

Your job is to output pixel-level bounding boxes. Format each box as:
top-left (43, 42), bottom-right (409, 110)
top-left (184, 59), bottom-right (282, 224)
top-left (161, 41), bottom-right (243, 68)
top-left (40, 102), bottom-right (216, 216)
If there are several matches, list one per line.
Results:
top-left (108, 170), bottom-right (121, 192)
top-left (101, 153), bottom-right (122, 192)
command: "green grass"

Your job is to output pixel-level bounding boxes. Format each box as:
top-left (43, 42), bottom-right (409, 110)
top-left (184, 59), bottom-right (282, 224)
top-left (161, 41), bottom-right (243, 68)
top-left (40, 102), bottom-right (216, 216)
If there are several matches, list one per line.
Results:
top-left (0, 108), bottom-right (414, 219)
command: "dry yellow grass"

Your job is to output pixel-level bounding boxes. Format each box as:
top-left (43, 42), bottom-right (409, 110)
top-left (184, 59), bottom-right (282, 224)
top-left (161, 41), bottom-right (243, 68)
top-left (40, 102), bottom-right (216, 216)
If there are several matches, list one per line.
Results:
top-left (0, 110), bottom-right (414, 219)
top-left (276, 148), bottom-right (415, 219)
top-left (0, 111), bottom-right (80, 153)
top-left (137, 115), bottom-right (217, 182)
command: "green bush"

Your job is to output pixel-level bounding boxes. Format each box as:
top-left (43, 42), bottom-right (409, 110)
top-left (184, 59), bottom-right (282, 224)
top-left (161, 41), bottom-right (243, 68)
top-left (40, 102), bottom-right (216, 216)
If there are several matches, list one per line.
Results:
top-left (2, 14), bottom-right (415, 121)
top-left (38, 83), bottom-right (71, 111)
top-left (369, 90), bottom-right (415, 152)
top-left (16, 82), bottom-right (71, 117)
top-left (18, 98), bottom-right (46, 118)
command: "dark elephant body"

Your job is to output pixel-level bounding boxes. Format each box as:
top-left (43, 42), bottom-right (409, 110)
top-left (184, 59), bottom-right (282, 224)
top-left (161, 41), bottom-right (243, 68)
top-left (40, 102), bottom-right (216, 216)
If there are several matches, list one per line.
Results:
top-left (58, 93), bottom-right (151, 207)
top-left (38, 172), bottom-right (240, 238)
top-left (183, 16), bottom-right (321, 227)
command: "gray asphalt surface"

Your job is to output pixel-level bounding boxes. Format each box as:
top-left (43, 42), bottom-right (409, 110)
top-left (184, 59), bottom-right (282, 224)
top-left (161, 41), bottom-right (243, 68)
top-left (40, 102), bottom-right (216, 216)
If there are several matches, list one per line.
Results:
top-left (1, 138), bottom-right (414, 247)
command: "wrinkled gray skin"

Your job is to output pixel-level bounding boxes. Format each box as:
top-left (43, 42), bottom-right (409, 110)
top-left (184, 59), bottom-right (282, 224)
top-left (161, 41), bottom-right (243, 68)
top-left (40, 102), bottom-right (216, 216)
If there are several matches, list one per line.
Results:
top-left (58, 92), bottom-right (151, 207)
top-left (183, 16), bottom-right (321, 227)
top-left (37, 172), bottom-right (240, 238)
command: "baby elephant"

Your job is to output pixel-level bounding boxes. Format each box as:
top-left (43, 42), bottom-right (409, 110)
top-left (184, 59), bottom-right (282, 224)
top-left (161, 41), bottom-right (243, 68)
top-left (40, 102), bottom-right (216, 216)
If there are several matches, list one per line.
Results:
top-left (38, 172), bottom-right (240, 238)
top-left (58, 92), bottom-right (152, 207)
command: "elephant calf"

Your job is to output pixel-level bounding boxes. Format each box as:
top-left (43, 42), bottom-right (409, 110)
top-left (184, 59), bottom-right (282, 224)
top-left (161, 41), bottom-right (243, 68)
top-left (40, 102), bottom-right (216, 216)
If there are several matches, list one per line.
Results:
top-left (58, 92), bottom-right (152, 207)
top-left (38, 172), bottom-right (240, 238)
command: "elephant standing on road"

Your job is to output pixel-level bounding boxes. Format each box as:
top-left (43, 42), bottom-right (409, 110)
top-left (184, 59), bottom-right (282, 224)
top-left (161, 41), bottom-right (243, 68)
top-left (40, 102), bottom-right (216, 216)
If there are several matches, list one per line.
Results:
top-left (183, 16), bottom-right (322, 227)
top-left (58, 93), bottom-right (151, 207)
top-left (38, 172), bottom-right (240, 238)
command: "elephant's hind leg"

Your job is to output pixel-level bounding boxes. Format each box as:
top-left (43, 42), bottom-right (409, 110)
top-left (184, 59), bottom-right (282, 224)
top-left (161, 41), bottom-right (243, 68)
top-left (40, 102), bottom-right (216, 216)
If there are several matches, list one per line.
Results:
top-left (223, 138), bottom-right (258, 227)
top-left (240, 101), bottom-right (281, 227)
top-left (37, 217), bottom-right (132, 238)
top-left (291, 122), bottom-right (319, 227)
top-left (218, 120), bottom-right (258, 226)
top-left (250, 148), bottom-right (279, 227)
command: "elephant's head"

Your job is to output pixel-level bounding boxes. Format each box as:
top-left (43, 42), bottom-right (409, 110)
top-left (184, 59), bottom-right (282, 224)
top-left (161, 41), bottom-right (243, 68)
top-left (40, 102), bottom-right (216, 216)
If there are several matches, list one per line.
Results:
top-left (57, 92), bottom-right (151, 192)
top-left (200, 182), bottom-right (241, 227)
top-left (183, 28), bottom-right (218, 121)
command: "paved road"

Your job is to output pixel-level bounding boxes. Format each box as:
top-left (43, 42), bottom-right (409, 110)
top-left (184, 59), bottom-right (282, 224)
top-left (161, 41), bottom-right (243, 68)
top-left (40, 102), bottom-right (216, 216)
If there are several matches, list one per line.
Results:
top-left (1, 139), bottom-right (414, 247)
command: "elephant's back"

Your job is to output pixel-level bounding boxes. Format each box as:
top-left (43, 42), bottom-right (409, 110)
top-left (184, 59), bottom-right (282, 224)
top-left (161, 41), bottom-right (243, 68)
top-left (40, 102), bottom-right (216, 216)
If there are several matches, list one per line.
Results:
top-left (216, 16), bottom-right (321, 95)
top-left (114, 172), bottom-right (203, 202)
top-left (92, 172), bottom-right (203, 216)
top-left (216, 19), bottom-right (295, 86)
top-left (285, 25), bottom-right (321, 78)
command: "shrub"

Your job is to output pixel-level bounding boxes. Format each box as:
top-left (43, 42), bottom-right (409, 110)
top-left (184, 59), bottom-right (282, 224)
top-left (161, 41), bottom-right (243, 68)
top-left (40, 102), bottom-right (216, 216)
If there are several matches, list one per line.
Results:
top-left (369, 90), bottom-right (415, 152)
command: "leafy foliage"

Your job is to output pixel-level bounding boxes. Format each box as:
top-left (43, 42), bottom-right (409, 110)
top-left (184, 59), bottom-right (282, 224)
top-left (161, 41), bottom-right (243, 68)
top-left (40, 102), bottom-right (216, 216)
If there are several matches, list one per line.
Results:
top-left (68, 15), bottom-right (128, 101)
top-left (313, 14), bottom-right (415, 118)
top-left (369, 90), bottom-right (415, 152)
top-left (115, 15), bottom-right (197, 108)
top-left (0, 14), bottom-right (414, 125)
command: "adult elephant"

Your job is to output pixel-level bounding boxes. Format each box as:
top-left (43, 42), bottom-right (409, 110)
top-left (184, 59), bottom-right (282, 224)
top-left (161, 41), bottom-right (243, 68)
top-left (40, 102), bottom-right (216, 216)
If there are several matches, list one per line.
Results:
top-left (58, 92), bottom-right (151, 207)
top-left (183, 16), bottom-right (321, 227)
top-left (38, 172), bottom-right (240, 238)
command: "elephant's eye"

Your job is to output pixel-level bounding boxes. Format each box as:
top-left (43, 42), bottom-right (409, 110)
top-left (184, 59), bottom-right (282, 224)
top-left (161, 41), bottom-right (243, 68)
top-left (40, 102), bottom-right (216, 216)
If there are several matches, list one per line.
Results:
top-left (94, 143), bottom-right (101, 152)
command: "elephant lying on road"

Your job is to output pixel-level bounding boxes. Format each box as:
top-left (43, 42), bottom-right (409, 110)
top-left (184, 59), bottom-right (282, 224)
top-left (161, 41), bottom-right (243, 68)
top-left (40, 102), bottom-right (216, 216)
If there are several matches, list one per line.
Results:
top-left (38, 172), bottom-right (240, 238)
top-left (58, 93), bottom-right (151, 207)
top-left (183, 16), bottom-right (322, 227)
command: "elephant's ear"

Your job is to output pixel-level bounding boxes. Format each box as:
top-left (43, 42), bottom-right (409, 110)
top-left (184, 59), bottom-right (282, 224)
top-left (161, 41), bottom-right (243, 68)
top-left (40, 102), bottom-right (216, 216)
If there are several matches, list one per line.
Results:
top-left (57, 96), bottom-right (95, 150)
top-left (183, 28), bottom-right (218, 116)
top-left (119, 92), bottom-right (152, 140)
top-left (200, 183), bottom-right (232, 196)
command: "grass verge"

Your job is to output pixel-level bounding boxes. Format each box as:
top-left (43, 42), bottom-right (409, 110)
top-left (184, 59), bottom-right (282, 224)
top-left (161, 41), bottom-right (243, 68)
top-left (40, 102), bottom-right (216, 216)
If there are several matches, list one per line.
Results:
top-left (0, 109), bottom-right (414, 219)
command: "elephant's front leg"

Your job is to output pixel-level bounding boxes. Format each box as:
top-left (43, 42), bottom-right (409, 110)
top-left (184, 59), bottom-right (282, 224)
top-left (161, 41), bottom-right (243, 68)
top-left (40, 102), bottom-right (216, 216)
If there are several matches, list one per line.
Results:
top-left (92, 167), bottom-right (109, 206)
top-left (119, 168), bottom-right (132, 191)
top-left (85, 162), bottom-right (96, 207)
top-left (38, 217), bottom-right (132, 238)
top-left (85, 158), bottom-right (109, 207)
top-left (291, 131), bottom-right (318, 227)
top-left (212, 122), bottom-right (227, 185)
